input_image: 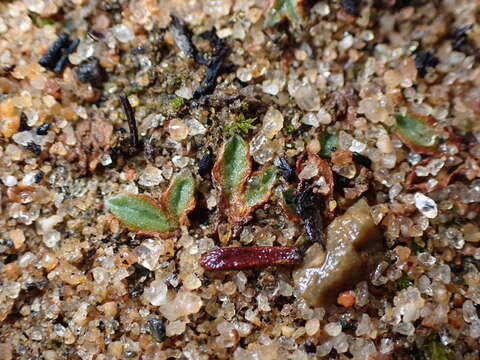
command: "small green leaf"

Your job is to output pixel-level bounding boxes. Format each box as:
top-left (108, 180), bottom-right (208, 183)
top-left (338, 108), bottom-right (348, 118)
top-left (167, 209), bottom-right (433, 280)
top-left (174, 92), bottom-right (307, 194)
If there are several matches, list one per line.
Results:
top-left (267, 0), bottom-right (304, 26)
top-left (217, 135), bottom-right (250, 199)
top-left (319, 132), bottom-right (338, 158)
top-left (285, 124), bottom-right (296, 134)
top-left (245, 168), bottom-right (277, 207)
top-left (282, 186), bottom-right (298, 215)
top-left (394, 114), bottom-right (440, 151)
top-left (164, 169), bottom-right (195, 221)
top-left (105, 194), bottom-right (172, 234)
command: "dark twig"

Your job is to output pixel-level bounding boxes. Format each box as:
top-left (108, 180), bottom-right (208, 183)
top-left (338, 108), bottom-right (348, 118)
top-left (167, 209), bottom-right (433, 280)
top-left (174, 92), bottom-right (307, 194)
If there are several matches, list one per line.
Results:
top-left (295, 182), bottom-right (325, 248)
top-left (38, 33), bottom-right (70, 70)
top-left (53, 38), bottom-right (80, 74)
top-left (119, 93), bottom-right (140, 149)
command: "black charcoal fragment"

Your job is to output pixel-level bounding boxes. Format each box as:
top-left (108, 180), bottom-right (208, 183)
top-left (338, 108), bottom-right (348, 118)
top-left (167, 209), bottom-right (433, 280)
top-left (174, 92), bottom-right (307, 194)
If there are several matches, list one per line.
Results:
top-left (198, 148), bottom-right (214, 177)
top-left (38, 33), bottom-right (70, 70)
top-left (36, 123), bottom-right (50, 135)
top-left (148, 318), bottom-right (166, 342)
top-left (295, 183), bottom-right (325, 247)
top-left (53, 38), bottom-right (80, 73)
top-left (169, 15), bottom-right (206, 65)
top-left (74, 57), bottom-right (106, 86)
top-left (25, 142), bottom-right (41, 155)
top-left (415, 51), bottom-right (439, 77)
top-left (452, 24), bottom-right (473, 51)
top-left (352, 152), bottom-right (372, 169)
top-left (19, 112), bottom-right (31, 131)
top-left (119, 93), bottom-right (140, 149)
top-left (277, 156), bottom-right (296, 182)
top-left (341, 0), bottom-right (360, 16)
top-left (193, 46), bottom-right (228, 99)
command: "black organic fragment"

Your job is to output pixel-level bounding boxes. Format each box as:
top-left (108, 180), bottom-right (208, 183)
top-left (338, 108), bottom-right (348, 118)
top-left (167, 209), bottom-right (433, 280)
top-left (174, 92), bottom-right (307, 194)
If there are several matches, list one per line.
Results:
top-left (277, 156), bottom-right (296, 182)
top-left (53, 38), bottom-right (80, 73)
top-left (415, 51), bottom-right (439, 77)
top-left (148, 319), bottom-right (166, 342)
top-left (36, 123), bottom-right (50, 135)
top-left (119, 93), bottom-right (140, 149)
top-left (295, 183), bottom-right (324, 247)
top-left (74, 57), bottom-right (106, 86)
top-left (341, 0), bottom-right (360, 16)
top-left (198, 148), bottom-right (214, 177)
top-left (25, 142), bottom-right (41, 155)
top-left (193, 46), bottom-right (228, 99)
top-left (169, 15), bottom-right (206, 65)
top-left (19, 112), bottom-right (31, 131)
top-left (38, 33), bottom-right (70, 70)
top-left (452, 24), bottom-right (473, 51)
top-left (34, 170), bottom-right (44, 183)
top-left (352, 152), bottom-right (372, 169)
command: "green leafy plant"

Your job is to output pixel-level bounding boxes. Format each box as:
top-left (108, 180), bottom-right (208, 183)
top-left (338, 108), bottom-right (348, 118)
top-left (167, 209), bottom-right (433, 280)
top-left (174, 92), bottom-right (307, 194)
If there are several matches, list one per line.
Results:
top-left (223, 114), bottom-right (257, 135)
top-left (105, 169), bottom-right (195, 236)
top-left (396, 274), bottom-right (413, 290)
top-left (266, 0), bottom-right (305, 26)
top-left (213, 135), bottom-right (277, 227)
top-left (393, 113), bottom-right (442, 155)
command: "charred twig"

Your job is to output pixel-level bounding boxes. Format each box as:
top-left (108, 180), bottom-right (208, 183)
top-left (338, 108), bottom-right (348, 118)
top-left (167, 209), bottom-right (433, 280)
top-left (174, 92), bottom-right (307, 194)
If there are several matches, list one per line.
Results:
top-left (53, 38), bottom-right (80, 74)
top-left (19, 112), bottom-right (31, 131)
top-left (119, 93), bottom-right (140, 149)
top-left (295, 182), bottom-right (325, 247)
top-left (169, 15), bottom-right (207, 65)
top-left (193, 46), bottom-right (228, 99)
top-left (38, 33), bottom-right (70, 70)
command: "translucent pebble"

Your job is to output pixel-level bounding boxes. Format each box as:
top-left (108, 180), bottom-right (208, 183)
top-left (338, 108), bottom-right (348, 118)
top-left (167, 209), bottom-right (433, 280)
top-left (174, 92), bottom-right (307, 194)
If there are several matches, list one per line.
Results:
top-left (91, 267), bottom-right (109, 284)
top-left (112, 24), bottom-right (135, 43)
top-left (172, 155), bottom-right (189, 168)
top-left (186, 118), bottom-right (206, 136)
top-left (317, 108), bottom-right (332, 124)
top-left (431, 264), bottom-right (451, 284)
top-left (43, 230), bottom-right (61, 248)
top-left (175, 86), bottom-right (192, 99)
top-left (389, 183), bottom-right (402, 200)
top-left (236, 68), bottom-right (252, 82)
top-left (301, 113), bottom-right (319, 127)
top-left (339, 33), bottom-right (354, 51)
top-left (12, 131), bottom-right (34, 146)
top-left (463, 300), bottom-right (478, 323)
top-left (25, 0), bottom-right (45, 13)
top-left (250, 132), bottom-right (273, 165)
top-left (2, 175), bottom-right (17, 187)
top-left (393, 322), bottom-right (415, 336)
top-left (135, 239), bottom-right (164, 271)
top-left (415, 166), bottom-right (429, 177)
top-left (138, 165), bottom-right (163, 187)
top-left (100, 154), bottom-right (112, 166)
top-left (407, 152), bottom-right (422, 165)
top-left (470, 320), bottom-right (480, 339)
top-left (294, 83), bottom-right (320, 111)
top-left (317, 341), bottom-right (333, 357)
top-left (313, 2), bottom-right (330, 16)
top-left (426, 157), bottom-right (445, 176)
top-left (350, 139), bottom-right (367, 153)
top-left (414, 193), bottom-right (437, 219)
top-left (379, 338), bottom-right (393, 354)
top-left (417, 252), bottom-right (436, 266)
top-left (166, 320), bottom-right (186, 336)
top-left (446, 227), bottom-right (465, 250)
top-left (144, 279), bottom-right (168, 306)
top-left (324, 322), bottom-right (342, 337)
top-left (356, 314), bottom-right (372, 336)
top-left (305, 318), bottom-right (320, 336)
top-left (262, 107), bottom-right (283, 139)
top-left (168, 119), bottom-right (189, 141)
top-left (298, 163), bottom-right (318, 180)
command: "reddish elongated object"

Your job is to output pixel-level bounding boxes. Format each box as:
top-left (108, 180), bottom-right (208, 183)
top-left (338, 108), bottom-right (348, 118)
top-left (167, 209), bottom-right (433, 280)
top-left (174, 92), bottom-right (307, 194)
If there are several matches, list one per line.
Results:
top-left (200, 246), bottom-right (302, 270)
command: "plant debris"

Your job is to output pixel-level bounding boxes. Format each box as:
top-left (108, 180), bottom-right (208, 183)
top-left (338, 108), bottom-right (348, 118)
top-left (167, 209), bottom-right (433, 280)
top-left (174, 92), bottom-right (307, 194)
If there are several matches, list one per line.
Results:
top-left (200, 246), bottom-right (302, 270)
top-left (415, 51), bottom-right (439, 77)
top-left (119, 92), bottom-right (140, 149)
